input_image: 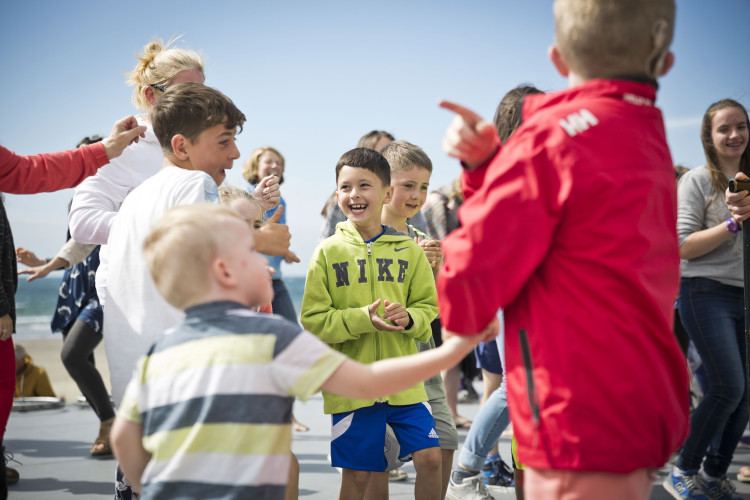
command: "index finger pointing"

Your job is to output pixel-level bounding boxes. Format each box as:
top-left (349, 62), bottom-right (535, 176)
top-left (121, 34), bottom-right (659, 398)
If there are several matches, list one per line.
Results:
top-left (438, 100), bottom-right (483, 125)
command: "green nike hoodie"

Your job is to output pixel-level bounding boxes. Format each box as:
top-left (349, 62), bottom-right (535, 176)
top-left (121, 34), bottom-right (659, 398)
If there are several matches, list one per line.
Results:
top-left (300, 220), bottom-right (439, 414)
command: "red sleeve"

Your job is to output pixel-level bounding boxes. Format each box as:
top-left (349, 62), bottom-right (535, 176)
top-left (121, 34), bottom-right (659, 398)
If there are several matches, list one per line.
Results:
top-left (438, 138), bottom-right (565, 335)
top-left (0, 142), bottom-right (109, 194)
top-left (460, 142), bottom-right (501, 200)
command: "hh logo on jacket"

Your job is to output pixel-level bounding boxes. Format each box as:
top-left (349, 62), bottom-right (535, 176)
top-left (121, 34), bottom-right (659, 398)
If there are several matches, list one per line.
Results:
top-left (332, 259), bottom-right (409, 287)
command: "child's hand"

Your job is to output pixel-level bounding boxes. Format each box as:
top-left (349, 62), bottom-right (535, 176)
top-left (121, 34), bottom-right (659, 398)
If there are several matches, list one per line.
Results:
top-left (254, 175), bottom-right (281, 212)
top-left (382, 300), bottom-right (410, 328)
top-left (368, 299), bottom-right (405, 332)
top-left (439, 100), bottom-right (499, 170)
top-left (416, 237), bottom-right (443, 268)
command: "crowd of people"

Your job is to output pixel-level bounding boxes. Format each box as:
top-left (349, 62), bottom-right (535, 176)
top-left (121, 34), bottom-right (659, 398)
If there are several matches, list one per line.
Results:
top-left (1, 0), bottom-right (749, 499)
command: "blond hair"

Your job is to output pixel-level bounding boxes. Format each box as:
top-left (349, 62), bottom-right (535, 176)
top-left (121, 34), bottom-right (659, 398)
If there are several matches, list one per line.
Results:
top-left (242, 146), bottom-right (285, 185)
top-left (143, 204), bottom-right (242, 310)
top-left (218, 186), bottom-right (265, 224)
top-left (379, 140), bottom-right (433, 175)
top-left (553, 0), bottom-right (675, 79)
top-left (127, 37), bottom-right (204, 111)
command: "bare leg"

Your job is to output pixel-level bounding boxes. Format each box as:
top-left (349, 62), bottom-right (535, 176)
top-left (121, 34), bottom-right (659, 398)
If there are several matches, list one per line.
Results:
top-left (412, 447), bottom-right (442, 500)
top-left (340, 469), bottom-right (371, 500)
top-left (292, 414), bottom-right (309, 432)
top-left (440, 449), bottom-right (454, 498)
top-left (363, 471), bottom-right (388, 500)
top-left (285, 453), bottom-right (299, 500)
top-left (442, 365), bottom-right (470, 427)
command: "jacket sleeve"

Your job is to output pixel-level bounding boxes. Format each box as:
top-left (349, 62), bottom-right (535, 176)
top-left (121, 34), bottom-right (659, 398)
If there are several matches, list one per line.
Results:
top-left (402, 248), bottom-right (439, 343)
top-left (300, 247), bottom-right (376, 344)
top-left (56, 239), bottom-right (97, 267)
top-left (0, 143), bottom-right (108, 195)
top-left (438, 140), bottom-right (564, 335)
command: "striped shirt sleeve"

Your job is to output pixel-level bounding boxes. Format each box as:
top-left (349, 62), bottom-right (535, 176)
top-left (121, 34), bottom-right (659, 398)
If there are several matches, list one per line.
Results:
top-left (272, 330), bottom-right (346, 401)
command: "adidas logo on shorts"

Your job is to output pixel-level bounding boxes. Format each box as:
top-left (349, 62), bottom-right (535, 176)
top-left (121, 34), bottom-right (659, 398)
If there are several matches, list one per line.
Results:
top-left (428, 428), bottom-right (439, 439)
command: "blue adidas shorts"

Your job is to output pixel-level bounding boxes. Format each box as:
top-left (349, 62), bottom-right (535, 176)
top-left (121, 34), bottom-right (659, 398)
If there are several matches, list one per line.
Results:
top-left (330, 402), bottom-right (439, 471)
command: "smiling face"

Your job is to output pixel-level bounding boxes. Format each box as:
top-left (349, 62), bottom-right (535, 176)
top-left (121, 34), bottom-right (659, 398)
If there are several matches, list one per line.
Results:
top-left (184, 123), bottom-right (240, 186)
top-left (258, 150), bottom-right (284, 180)
top-left (336, 165), bottom-right (392, 240)
top-left (385, 166), bottom-right (431, 222)
top-left (711, 106), bottom-right (749, 166)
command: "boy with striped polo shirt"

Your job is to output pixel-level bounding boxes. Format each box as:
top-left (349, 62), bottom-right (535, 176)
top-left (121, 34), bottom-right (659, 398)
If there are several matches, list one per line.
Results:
top-left (110, 203), bottom-right (490, 500)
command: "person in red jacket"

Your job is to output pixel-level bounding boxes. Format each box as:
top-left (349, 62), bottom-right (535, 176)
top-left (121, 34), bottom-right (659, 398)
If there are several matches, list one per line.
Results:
top-left (437, 0), bottom-right (688, 499)
top-left (0, 115), bottom-right (144, 498)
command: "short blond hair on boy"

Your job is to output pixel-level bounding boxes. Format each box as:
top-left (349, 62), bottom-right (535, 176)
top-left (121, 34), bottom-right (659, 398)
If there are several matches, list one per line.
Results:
top-left (143, 204), bottom-right (242, 310)
top-left (553, 0), bottom-right (675, 80)
top-left (379, 140), bottom-right (433, 174)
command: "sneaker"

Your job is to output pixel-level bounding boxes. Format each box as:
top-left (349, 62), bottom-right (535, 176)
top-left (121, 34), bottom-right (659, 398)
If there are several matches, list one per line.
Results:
top-left (445, 472), bottom-right (493, 500)
top-left (739, 435), bottom-right (750, 448)
top-left (482, 456), bottom-right (514, 493)
top-left (663, 468), bottom-right (711, 500)
top-left (703, 476), bottom-right (742, 500)
top-left (388, 469), bottom-right (408, 482)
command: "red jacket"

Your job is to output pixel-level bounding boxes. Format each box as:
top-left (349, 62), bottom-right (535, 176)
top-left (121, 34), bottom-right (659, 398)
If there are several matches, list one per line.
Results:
top-left (438, 79), bottom-right (689, 473)
top-left (0, 142), bottom-right (108, 194)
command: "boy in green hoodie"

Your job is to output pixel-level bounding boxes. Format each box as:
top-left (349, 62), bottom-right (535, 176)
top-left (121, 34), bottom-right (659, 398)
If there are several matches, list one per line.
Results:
top-left (301, 147), bottom-right (442, 500)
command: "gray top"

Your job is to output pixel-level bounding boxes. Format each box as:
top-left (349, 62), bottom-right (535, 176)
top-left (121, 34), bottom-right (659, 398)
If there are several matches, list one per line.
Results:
top-left (677, 165), bottom-right (743, 287)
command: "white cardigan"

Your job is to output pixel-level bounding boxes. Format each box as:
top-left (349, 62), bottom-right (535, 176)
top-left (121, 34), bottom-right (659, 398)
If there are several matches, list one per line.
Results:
top-left (68, 115), bottom-right (163, 245)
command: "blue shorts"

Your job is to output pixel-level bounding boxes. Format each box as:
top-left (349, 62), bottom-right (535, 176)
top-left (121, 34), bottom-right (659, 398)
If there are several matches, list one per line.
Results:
top-left (331, 402), bottom-right (439, 471)
top-left (475, 339), bottom-right (503, 375)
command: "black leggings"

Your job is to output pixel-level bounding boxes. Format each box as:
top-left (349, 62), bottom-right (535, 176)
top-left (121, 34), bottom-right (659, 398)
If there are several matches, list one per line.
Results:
top-left (61, 321), bottom-right (114, 422)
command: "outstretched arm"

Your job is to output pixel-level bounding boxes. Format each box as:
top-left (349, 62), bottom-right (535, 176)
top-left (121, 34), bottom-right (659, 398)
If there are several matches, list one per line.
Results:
top-left (321, 320), bottom-right (497, 400)
top-left (0, 115), bottom-right (145, 196)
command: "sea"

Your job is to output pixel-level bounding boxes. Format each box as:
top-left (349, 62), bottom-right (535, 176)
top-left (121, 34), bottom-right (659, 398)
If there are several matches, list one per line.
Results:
top-left (13, 273), bottom-right (308, 341)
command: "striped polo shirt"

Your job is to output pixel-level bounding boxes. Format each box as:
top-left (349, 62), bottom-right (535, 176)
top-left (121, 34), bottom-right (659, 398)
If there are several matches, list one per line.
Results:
top-left (118, 300), bottom-right (346, 499)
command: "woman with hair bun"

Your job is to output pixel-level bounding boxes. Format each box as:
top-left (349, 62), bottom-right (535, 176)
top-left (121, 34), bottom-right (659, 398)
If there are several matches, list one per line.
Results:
top-left (67, 37), bottom-right (205, 500)
top-left (69, 37), bottom-right (205, 249)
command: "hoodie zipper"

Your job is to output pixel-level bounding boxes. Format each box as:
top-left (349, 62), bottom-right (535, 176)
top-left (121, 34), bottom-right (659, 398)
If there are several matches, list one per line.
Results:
top-left (367, 241), bottom-right (384, 401)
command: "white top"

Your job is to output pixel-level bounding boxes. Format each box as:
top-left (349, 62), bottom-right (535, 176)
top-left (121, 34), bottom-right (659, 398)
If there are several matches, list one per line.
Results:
top-left (103, 166), bottom-right (220, 405)
top-left (68, 116), bottom-right (164, 306)
top-left (68, 116), bottom-right (163, 245)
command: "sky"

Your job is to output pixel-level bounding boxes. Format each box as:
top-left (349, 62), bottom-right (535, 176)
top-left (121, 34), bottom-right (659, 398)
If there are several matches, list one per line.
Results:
top-left (2, 0), bottom-right (749, 277)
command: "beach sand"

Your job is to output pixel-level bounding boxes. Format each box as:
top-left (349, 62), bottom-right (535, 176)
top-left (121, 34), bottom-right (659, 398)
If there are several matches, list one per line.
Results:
top-left (14, 337), bottom-right (111, 402)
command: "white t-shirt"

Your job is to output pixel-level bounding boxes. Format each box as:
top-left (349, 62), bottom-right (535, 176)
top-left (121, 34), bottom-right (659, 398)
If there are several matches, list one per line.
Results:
top-left (104, 165), bottom-right (219, 405)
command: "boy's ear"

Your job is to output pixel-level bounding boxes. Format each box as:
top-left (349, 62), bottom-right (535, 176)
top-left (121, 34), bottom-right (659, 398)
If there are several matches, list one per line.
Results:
top-left (658, 51), bottom-right (675, 77)
top-left (171, 134), bottom-right (190, 161)
top-left (212, 257), bottom-right (237, 287)
top-left (548, 44), bottom-right (569, 77)
top-left (383, 185), bottom-right (394, 205)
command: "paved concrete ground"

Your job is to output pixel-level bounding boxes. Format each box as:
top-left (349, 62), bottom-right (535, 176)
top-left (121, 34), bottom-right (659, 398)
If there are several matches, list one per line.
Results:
top-left (6, 388), bottom-right (750, 499)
